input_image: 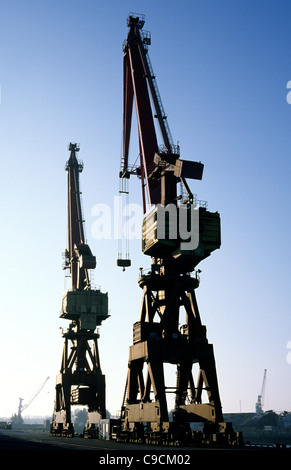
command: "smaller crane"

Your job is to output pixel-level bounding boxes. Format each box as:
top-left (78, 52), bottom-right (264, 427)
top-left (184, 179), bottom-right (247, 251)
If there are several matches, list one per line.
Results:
top-left (50, 143), bottom-right (109, 438)
top-left (255, 369), bottom-right (267, 414)
top-left (17, 377), bottom-right (50, 424)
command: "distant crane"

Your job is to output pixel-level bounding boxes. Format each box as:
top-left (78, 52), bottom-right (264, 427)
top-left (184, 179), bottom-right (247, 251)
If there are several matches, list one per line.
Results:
top-left (18, 376), bottom-right (50, 422)
top-left (256, 369), bottom-right (267, 414)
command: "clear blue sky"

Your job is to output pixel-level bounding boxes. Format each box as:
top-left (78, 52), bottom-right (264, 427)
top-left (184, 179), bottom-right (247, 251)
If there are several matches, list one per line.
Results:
top-left (0, 0), bottom-right (291, 420)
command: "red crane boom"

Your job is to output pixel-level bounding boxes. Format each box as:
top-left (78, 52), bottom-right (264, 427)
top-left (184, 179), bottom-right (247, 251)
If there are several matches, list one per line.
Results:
top-left (121, 14), bottom-right (203, 213)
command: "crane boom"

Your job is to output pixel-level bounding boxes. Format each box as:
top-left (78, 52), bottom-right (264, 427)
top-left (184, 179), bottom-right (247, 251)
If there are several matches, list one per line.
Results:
top-left (122, 14), bottom-right (204, 215)
top-left (122, 17), bottom-right (159, 210)
top-left (22, 376), bottom-right (50, 412)
top-left (64, 143), bottom-right (96, 291)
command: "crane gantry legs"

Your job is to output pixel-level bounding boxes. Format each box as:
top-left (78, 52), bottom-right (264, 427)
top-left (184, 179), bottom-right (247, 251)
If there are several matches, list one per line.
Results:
top-left (117, 264), bottom-right (237, 445)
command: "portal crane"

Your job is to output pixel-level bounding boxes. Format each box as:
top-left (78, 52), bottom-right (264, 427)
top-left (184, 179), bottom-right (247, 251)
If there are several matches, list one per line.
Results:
top-left (50, 143), bottom-right (109, 437)
top-left (256, 369), bottom-right (267, 414)
top-left (118, 14), bottom-right (237, 446)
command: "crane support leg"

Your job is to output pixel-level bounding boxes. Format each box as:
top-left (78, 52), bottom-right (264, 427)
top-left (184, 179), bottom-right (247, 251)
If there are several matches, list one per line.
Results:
top-left (117, 267), bottom-right (242, 445)
top-left (50, 327), bottom-right (106, 437)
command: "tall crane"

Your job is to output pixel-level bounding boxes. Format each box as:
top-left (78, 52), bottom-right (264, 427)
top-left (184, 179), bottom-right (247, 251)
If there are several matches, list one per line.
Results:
top-left (256, 369), bottom-right (267, 414)
top-left (50, 143), bottom-right (109, 437)
top-left (117, 13), bottom-right (237, 446)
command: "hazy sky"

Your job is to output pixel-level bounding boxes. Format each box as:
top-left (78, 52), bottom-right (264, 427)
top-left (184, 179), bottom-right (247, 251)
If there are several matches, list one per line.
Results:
top-left (0, 0), bottom-right (291, 420)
